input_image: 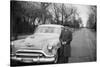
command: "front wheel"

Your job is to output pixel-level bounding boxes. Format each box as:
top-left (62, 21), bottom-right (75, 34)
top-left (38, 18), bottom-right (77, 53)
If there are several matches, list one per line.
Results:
top-left (54, 52), bottom-right (58, 63)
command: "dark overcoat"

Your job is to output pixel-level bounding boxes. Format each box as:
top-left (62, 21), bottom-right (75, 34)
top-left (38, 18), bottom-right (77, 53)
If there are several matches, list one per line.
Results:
top-left (59, 29), bottom-right (72, 57)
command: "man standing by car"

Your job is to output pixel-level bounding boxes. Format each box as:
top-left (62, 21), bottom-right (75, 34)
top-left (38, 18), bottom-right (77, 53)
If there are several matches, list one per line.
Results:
top-left (58, 27), bottom-right (72, 63)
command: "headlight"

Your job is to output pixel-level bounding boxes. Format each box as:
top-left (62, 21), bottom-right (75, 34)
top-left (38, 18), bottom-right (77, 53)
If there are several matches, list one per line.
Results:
top-left (10, 42), bottom-right (15, 57)
top-left (11, 41), bottom-right (14, 45)
top-left (47, 45), bottom-right (53, 50)
top-left (47, 45), bottom-right (53, 53)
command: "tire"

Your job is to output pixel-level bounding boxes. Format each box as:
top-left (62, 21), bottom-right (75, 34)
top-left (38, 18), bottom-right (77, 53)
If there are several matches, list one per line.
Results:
top-left (54, 52), bottom-right (58, 63)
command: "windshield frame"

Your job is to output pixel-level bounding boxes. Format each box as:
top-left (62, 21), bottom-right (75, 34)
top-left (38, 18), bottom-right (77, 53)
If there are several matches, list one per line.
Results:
top-left (34, 26), bottom-right (61, 34)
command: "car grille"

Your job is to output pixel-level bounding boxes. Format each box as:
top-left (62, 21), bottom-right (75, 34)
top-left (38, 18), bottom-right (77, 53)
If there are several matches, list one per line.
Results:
top-left (16, 50), bottom-right (45, 58)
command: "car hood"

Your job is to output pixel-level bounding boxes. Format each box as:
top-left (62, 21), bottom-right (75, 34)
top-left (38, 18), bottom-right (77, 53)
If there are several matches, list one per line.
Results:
top-left (13, 33), bottom-right (60, 50)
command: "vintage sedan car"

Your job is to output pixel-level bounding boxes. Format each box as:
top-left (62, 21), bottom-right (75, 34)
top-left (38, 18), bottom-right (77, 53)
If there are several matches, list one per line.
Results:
top-left (11, 24), bottom-right (64, 63)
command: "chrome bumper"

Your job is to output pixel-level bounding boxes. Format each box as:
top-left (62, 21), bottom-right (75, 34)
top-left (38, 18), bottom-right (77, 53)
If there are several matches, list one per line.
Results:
top-left (11, 56), bottom-right (55, 63)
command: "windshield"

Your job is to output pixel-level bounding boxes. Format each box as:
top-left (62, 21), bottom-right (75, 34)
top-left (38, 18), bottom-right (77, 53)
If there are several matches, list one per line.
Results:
top-left (35, 26), bottom-right (61, 34)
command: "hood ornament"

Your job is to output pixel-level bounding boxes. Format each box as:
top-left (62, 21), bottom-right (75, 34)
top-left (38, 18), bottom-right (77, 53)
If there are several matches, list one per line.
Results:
top-left (26, 43), bottom-right (34, 47)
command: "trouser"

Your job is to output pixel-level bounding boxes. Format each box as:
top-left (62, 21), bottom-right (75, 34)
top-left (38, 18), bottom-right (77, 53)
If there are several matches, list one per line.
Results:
top-left (58, 41), bottom-right (71, 63)
top-left (58, 54), bottom-right (69, 63)
top-left (64, 57), bottom-right (69, 63)
top-left (58, 46), bottom-right (69, 63)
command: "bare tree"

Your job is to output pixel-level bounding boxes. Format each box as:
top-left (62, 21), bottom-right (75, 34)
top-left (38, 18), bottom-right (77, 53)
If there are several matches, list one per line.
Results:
top-left (87, 6), bottom-right (97, 29)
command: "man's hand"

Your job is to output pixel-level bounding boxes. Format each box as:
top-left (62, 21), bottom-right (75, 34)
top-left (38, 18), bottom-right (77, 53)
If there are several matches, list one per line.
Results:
top-left (62, 41), bottom-right (67, 45)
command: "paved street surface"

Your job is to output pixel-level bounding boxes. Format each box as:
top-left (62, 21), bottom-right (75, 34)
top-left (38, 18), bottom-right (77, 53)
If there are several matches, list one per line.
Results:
top-left (69, 28), bottom-right (96, 63)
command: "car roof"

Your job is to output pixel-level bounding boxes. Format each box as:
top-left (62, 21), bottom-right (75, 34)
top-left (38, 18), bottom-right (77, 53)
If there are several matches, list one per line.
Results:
top-left (38, 24), bottom-right (64, 28)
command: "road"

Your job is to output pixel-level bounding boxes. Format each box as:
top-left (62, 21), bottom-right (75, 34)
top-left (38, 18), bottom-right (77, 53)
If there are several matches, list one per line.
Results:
top-left (69, 28), bottom-right (96, 63)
